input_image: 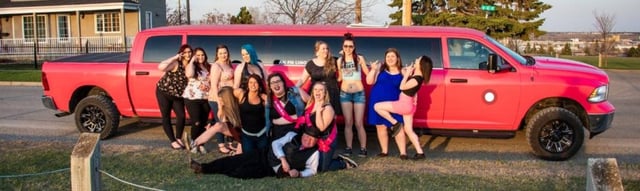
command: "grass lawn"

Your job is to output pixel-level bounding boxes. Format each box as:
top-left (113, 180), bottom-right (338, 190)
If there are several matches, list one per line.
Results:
top-left (0, 64), bottom-right (41, 82)
top-left (559, 56), bottom-right (640, 70)
top-left (1, 141), bottom-right (639, 190)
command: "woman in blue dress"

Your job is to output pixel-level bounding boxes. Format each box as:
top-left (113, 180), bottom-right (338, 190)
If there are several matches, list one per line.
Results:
top-left (366, 48), bottom-right (408, 159)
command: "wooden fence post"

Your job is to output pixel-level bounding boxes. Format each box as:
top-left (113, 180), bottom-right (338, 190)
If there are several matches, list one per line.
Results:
top-left (70, 133), bottom-right (101, 191)
top-left (587, 158), bottom-right (624, 191)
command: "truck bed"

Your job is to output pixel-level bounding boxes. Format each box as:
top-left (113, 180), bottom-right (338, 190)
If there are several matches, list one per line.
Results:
top-left (53, 53), bottom-right (130, 63)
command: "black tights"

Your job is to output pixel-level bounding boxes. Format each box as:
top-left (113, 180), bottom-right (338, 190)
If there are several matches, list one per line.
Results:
top-left (185, 99), bottom-right (210, 140)
top-left (156, 88), bottom-right (185, 143)
top-left (201, 149), bottom-right (275, 179)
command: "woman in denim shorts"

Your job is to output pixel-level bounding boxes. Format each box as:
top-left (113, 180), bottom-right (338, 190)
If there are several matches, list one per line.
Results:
top-left (337, 33), bottom-right (370, 157)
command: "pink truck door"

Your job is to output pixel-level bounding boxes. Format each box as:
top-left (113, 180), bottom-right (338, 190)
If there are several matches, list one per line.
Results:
top-left (128, 35), bottom-right (183, 117)
top-left (441, 38), bottom-right (522, 130)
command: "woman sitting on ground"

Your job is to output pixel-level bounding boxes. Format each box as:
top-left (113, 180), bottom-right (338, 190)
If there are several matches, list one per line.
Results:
top-left (190, 86), bottom-right (243, 154)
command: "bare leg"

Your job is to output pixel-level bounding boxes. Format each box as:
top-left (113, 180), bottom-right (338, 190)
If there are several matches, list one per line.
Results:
top-left (374, 102), bottom-right (399, 125)
top-left (375, 125), bottom-right (388, 154)
top-left (341, 102), bottom-right (354, 149)
top-left (394, 129), bottom-right (407, 156)
top-left (402, 114), bottom-right (424, 154)
top-left (194, 122), bottom-right (231, 146)
top-left (353, 103), bottom-right (367, 149)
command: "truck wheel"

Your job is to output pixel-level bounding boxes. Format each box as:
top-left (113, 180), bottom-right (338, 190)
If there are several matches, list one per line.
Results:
top-left (526, 107), bottom-right (584, 161)
top-left (74, 95), bottom-right (120, 139)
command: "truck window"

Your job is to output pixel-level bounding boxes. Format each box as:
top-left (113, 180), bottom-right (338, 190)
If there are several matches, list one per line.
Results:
top-left (143, 35), bottom-right (182, 63)
top-left (357, 37), bottom-right (442, 68)
top-left (187, 35), bottom-right (442, 68)
top-left (447, 38), bottom-right (493, 70)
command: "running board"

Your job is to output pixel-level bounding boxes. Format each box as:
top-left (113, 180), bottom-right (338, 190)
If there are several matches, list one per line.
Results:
top-left (54, 112), bottom-right (71, 117)
top-left (416, 129), bottom-right (515, 139)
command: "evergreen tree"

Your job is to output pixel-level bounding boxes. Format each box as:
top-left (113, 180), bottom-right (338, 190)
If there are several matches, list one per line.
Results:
top-left (230, 7), bottom-right (254, 24)
top-left (626, 47), bottom-right (637, 57)
top-left (389, 0), bottom-right (552, 40)
top-left (561, 43), bottom-right (572, 55)
top-left (547, 45), bottom-right (555, 56)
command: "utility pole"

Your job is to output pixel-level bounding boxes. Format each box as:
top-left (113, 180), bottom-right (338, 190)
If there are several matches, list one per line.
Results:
top-left (402, 0), bottom-right (411, 26)
top-left (177, 0), bottom-right (181, 25)
top-left (355, 0), bottom-right (362, 24)
top-left (186, 0), bottom-right (191, 25)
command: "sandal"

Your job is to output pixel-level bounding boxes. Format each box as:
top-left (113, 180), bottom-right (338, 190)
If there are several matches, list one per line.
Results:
top-left (171, 141), bottom-right (184, 150)
top-left (218, 144), bottom-right (231, 154)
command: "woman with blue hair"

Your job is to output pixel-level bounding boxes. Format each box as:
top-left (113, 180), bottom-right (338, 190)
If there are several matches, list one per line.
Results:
top-left (234, 44), bottom-right (266, 89)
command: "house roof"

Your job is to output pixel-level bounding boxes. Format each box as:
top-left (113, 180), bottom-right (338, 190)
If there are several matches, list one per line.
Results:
top-left (0, 0), bottom-right (138, 8)
top-left (0, 0), bottom-right (140, 14)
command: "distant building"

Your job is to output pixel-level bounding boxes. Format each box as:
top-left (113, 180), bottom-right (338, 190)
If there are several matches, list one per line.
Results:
top-left (0, 0), bottom-right (166, 46)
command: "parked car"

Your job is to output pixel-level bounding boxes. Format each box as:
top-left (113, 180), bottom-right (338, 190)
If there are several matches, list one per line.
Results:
top-left (41, 24), bottom-right (615, 160)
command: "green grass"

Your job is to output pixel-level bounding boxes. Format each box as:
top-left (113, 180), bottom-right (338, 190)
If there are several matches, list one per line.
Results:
top-left (0, 64), bottom-right (42, 82)
top-left (559, 55), bottom-right (640, 70)
top-left (2, 142), bottom-right (639, 191)
top-left (0, 70), bottom-right (41, 82)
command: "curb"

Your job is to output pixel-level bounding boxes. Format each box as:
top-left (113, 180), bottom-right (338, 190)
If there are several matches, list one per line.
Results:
top-left (0, 81), bottom-right (42, 86)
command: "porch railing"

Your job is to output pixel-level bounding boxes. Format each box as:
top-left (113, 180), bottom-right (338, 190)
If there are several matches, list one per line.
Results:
top-left (0, 36), bottom-right (133, 61)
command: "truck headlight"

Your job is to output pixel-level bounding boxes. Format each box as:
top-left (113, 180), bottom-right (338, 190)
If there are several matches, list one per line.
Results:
top-left (588, 85), bottom-right (608, 103)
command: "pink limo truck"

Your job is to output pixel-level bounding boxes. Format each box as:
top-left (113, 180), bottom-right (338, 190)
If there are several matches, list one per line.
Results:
top-left (42, 25), bottom-right (614, 160)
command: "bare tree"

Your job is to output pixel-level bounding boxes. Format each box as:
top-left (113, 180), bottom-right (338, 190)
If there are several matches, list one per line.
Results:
top-left (593, 10), bottom-right (616, 67)
top-left (200, 10), bottom-right (232, 25)
top-left (248, 6), bottom-right (282, 24)
top-left (166, 6), bottom-right (187, 25)
top-left (264, 0), bottom-right (377, 24)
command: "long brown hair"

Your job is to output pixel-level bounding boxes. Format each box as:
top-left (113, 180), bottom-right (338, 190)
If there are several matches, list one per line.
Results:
top-left (193, 47), bottom-right (211, 78)
top-left (214, 44), bottom-right (231, 67)
top-left (381, 48), bottom-right (402, 72)
top-left (418, 55), bottom-right (433, 84)
top-left (341, 33), bottom-right (359, 70)
top-left (315, 41), bottom-right (337, 77)
top-left (218, 86), bottom-right (241, 128)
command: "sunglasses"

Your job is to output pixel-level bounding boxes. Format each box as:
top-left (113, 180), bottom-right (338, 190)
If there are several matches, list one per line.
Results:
top-left (343, 45), bottom-right (354, 48)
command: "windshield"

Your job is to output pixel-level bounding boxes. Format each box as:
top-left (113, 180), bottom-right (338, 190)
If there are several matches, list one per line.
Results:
top-left (485, 36), bottom-right (526, 65)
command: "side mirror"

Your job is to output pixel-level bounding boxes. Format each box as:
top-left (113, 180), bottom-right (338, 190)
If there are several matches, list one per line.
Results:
top-left (487, 53), bottom-right (498, 73)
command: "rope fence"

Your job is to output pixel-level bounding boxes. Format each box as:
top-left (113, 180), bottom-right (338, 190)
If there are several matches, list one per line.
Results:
top-left (0, 167), bottom-right (164, 191)
top-left (0, 167), bottom-right (69, 178)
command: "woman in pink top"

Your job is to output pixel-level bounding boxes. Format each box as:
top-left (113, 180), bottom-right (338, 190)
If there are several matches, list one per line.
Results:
top-left (208, 44), bottom-right (236, 154)
top-left (374, 55), bottom-right (433, 160)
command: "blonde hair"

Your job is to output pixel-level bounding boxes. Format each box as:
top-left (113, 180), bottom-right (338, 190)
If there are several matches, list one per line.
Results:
top-left (305, 82), bottom-right (331, 110)
top-left (315, 41), bottom-right (337, 77)
top-left (218, 86), bottom-right (241, 128)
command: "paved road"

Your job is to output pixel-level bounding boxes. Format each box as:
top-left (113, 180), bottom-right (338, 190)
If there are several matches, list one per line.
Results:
top-left (1, 69), bottom-right (639, 162)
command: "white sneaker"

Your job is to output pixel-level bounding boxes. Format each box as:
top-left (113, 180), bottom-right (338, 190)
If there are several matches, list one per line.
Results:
top-left (338, 154), bottom-right (358, 168)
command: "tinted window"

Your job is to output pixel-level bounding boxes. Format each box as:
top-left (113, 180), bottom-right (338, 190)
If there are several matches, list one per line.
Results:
top-left (143, 35), bottom-right (182, 63)
top-left (357, 37), bottom-right (442, 68)
top-left (447, 38), bottom-right (494, 70)
top-left (186, 35), bottom-right (443, 68)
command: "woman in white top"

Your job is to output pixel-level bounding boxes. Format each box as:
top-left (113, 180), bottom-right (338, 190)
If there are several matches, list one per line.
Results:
top-left (337, 33), bottom-right (370, 157)
top-left (208, 44), bottom-right (236, 154)
top-left (183, 47), bottom-right (211, 154)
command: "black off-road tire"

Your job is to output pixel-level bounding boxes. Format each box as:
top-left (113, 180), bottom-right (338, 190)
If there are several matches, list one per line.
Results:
top-left (526, 107), bottom-right (585, 161)
top-left (74, 95), bottom-right (120, 139)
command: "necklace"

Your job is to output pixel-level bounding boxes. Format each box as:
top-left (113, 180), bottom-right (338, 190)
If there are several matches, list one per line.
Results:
top-left (277, 94), bottom-right (288, 105)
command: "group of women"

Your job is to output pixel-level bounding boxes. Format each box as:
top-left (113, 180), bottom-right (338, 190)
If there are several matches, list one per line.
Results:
top-left (154, 32), bottom-right (434, 164)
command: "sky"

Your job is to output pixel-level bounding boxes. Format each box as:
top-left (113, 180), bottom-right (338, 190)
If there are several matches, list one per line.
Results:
top-left (167, 0), bottom-right (640, 32)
